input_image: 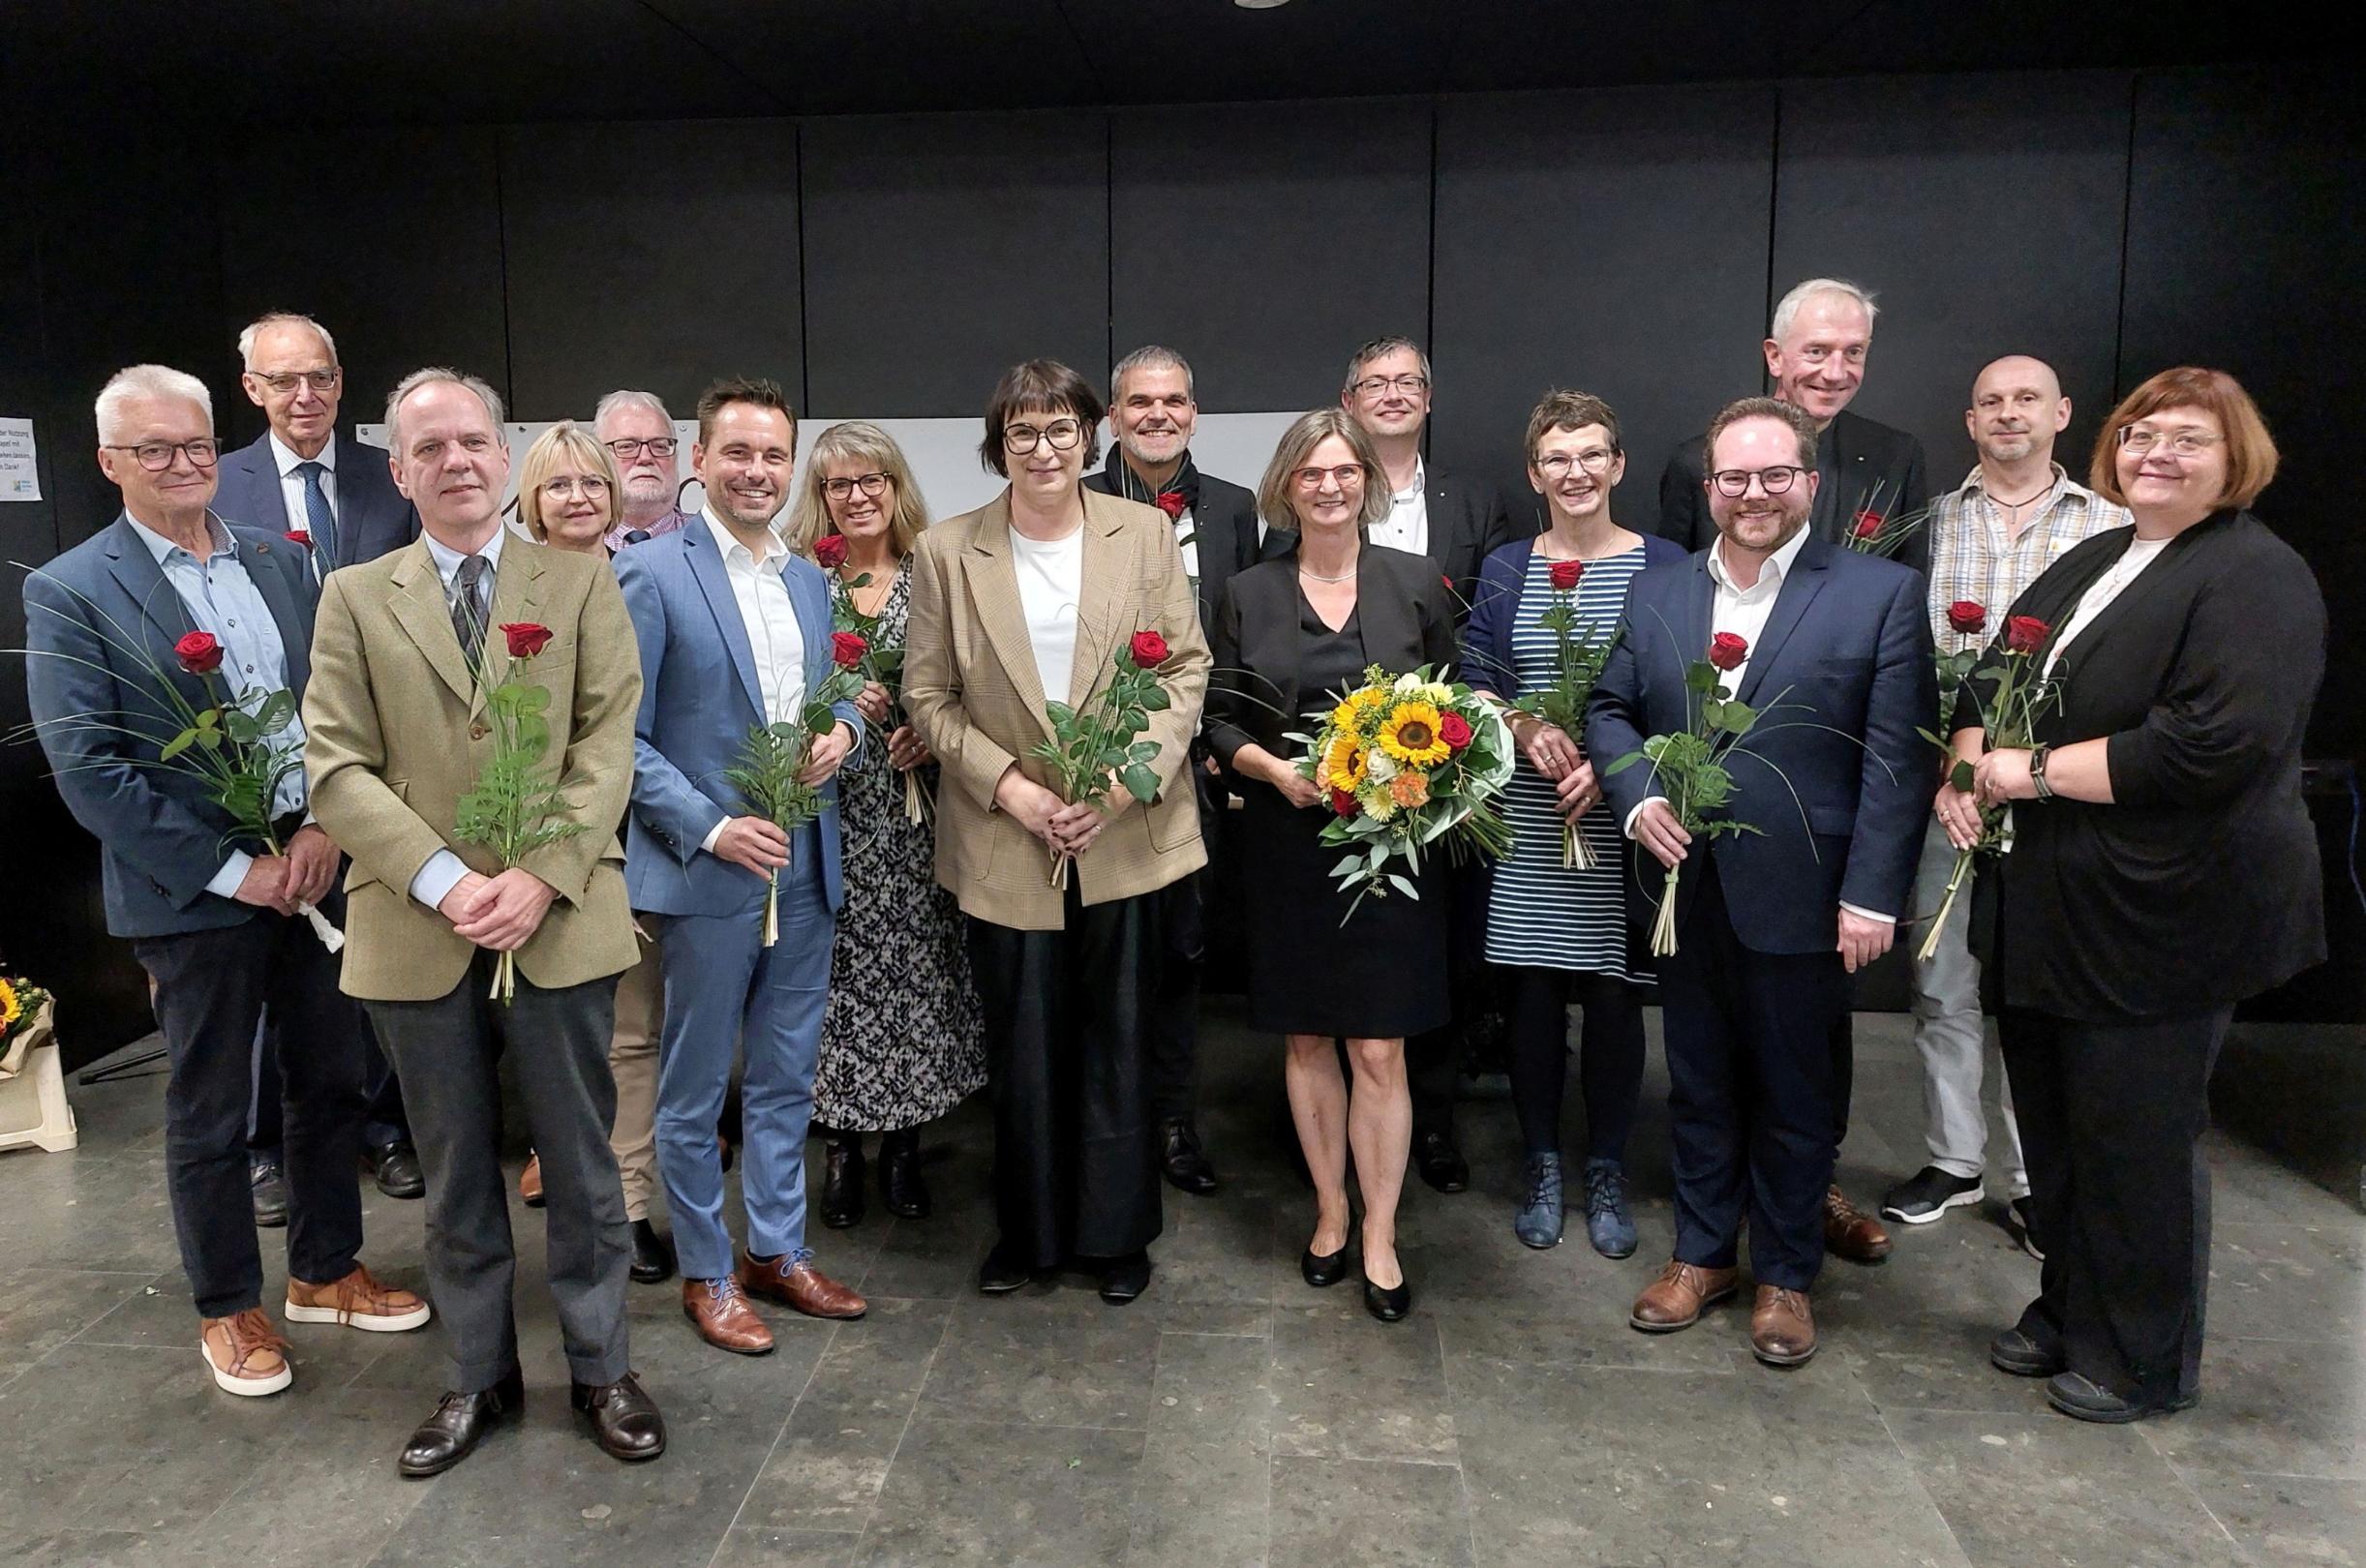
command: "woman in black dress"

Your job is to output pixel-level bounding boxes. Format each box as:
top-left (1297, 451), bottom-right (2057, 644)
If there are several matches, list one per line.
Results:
top-left (1206, 408), bottom-right (1460, 1323)
top-left (1950, 367), bottom-right (2325, 1422)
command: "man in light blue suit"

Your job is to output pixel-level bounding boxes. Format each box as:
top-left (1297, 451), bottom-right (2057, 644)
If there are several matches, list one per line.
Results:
top-left (615, 377), bottom-right (869, 1355)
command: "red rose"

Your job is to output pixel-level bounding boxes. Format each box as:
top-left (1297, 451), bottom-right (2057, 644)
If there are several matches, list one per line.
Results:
top-left (1153, 491), bottom-right (1187, 520)
top-left (1438, 711), bottom-right (1473, 752)
top-left (2004, 615), bottom-right (2049, 654)
top-left (1329, 787), bottom-right (1357, 817)
top-left (500, 622), bottom-right (555, 658)
top-left (831, 630), bottom-right (868, 669)
top-left (1946, 600), bottom-right (1987, 635)
top-left (1854, 509), bottom-right (1885, 540)
top-left (813, 533), bottom-right (849, 569)
top-left (1707, 632), bottom-right (1748, 673)
top-left (1128, 630), bottom-right (1170, 668)
top-left (173, 630), bottom-right (223, 675)
top-left (285, 528), bottom-right (313, 551)
top-left (1547, 558), bottom-right (1584, 592)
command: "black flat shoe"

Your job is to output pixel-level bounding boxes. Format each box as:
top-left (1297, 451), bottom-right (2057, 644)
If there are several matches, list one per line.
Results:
top-left (398, 1369), bottom-right (524, 1478)
top-left (1098, 1251), bottom-right (1153, 1305)
top-left (818, 1134), bottom-right (864, 1229)
top-left (1363, 1276), bottom-right (1412, 1323)
top-left (372, 1139), bottom-right (426, 1200)
top-left (2045, 1371), bottom-right (2199, 1424)
top-left (1159, 1117), bottom-right (1219, 1196)
top-left (572, 1372), bottom-right (667, 1462)
top-left (880, 1128), bottom-right (930, 1220)
top-left (977, 1245), bottom-right (1036, 1295)
top-left (250, 1160), bottom-right (289, 1229)
top-left (628, 1219), bottom-right (676, 1285)
top-left (1988, 1326), bottom-right (2065, 1378)
top-left (1413, 1131), bottom-right (1469, 1194)
top-left (1300, 1246), bottom-right (1350, 1288)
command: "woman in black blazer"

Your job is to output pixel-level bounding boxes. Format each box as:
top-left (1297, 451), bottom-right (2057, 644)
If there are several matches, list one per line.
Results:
top-left (1946, 367), bottom-right (2325, 1423)
top-left (1207, 408), bottom-right (1460, 1323)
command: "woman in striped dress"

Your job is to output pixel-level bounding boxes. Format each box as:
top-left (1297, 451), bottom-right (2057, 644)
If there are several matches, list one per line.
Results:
top-left (1464, 391), bottom-right (1683, 1256)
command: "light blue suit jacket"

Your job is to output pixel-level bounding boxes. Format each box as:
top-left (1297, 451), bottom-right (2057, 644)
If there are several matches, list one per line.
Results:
top-left (614, 521), bottom-right (860, 919)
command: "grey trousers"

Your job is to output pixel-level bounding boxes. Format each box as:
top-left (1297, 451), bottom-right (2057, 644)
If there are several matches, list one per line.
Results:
top-left (365, 955), bottom-right (630, 1392)
top-left (1908, 818), bottom-right (2026, 1194)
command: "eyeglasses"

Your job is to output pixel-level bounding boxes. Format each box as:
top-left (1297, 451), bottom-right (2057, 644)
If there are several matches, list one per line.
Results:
top-left (1003, 418), bottom-right (1084, 455)
top-left (1709, 466), bottom-right (1805, 498)
top-left (604, 437), bottom-right (678, 459)
top-left (1534, 449), bottom-right (1617, 478)
top-left (1351, 374), bottom-right (1430, 399)
top-left (106, 439), bottom-right (219, 471)
top-left (251, 370), bottom-right (340, 395)
top-left (2117, 427), bottom-right (2221, 458)
top-left (823, 472), bottom-right (891, 500)
top-left (1291, 464), bottom-right (1367, 491)
top-left (541, 474), bottom-right (610, 500)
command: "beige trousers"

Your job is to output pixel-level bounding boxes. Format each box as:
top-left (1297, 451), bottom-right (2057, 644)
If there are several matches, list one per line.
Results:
top-left (608, 927), bottom-right (665, 1222)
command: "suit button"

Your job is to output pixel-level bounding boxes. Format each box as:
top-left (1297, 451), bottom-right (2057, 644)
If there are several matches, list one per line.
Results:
top-left (470, 722), bottom-right (489, 740)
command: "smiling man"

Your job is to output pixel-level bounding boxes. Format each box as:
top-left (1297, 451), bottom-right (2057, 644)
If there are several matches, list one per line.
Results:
top-left (593, 388), bottom-right (695, 551)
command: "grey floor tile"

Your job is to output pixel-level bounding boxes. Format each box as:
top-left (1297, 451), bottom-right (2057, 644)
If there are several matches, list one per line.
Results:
top-left (738, 1296), bottom-right (951, 1533)
top-left (0, 1266), bottom-right (167, 1386)
top-left (1269, 1304), bottom-right (1455, 1463)
top-left (854, 1417), bottom-right (1146, 1567)
top-left (172, 1383), bottom-right (433, 1568)
top-left (1150, 1327), bottom-right (1273, 1447)
top-left (716, 1527), bottom-right (863, 1568)
top-left (2208, 1222), bottom-right (2363, 1343)
top-left (2143, 1335), bottom-right (2366, 1480)
top-left (919, 1290), bottom-right (1162, 1430)
top-left (0, 1530), bottom-right (167, 1568)
top-left (1127, 1432), bottom-right (1269, 1568)
top-left (2181, 1471), bottom-right (2366, 1568)
top-left (1268, 1455), bottom-right (1471, 1568)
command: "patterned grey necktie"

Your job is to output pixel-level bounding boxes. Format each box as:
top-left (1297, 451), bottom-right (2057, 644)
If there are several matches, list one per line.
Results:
top-left (451, 554), bottom-right (490, 667)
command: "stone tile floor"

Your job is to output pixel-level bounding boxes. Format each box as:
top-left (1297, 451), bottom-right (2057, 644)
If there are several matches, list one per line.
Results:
top-left (0, 1005), bottom-right (2357, 1566)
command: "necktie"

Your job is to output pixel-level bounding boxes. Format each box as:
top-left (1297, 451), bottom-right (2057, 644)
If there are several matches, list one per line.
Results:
top-left (451, 554), bottom-right (490, 668)
top-left (294, 461), bottom-right (339, 569)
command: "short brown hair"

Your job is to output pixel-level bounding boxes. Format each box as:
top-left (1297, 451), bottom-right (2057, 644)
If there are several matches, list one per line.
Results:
top-left (979, 360), bottom-right (1105, 477)
top-left (516, 420), bottom-right (622, 543)
top-left (1525, 389), bottom-right (1623, 464)
top-left (2089, 366), bottom-right (2278, 510)
top-left (694, 375), bottom-right (796, 448)
top-left (1257, 408), bottom-right (1391, 533)
top-left (1342, 335), bottom-right (1432, 397)
top-left (1706, 396), bottom-right (1818, 472)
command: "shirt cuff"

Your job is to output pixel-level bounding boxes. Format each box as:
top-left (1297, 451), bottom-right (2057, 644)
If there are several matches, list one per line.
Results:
top-left (699, 817), bottom-right (729, 855)
top-left (1839, 901), bottom-right (1896, 924)
top-left (409, 849), bottom-right (472, 912)
top-left (1623, 797), bottom-right (1668, 839)
top-left (206, 850), bottom-right (255, 900)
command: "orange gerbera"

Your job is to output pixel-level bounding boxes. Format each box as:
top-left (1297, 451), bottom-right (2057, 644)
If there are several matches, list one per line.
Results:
top-left (1388, 771), bottom-right (1430, 808)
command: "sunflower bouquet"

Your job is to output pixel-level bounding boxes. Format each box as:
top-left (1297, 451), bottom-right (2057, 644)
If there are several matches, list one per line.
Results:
top-left (1291, 665), bottom-right (1515, 922)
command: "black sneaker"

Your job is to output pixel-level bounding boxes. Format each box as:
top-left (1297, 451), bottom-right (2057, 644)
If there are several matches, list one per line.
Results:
top-left (2004, 1196), bottom-right (2045, 1260)
top-left (1879, 1165), bottom-right (1985, 1225)
top-left (250, 1159), bottom-right (289, 1229)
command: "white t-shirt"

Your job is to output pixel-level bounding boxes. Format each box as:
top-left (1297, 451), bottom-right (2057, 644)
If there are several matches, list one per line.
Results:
top-left (2045, 535), bottom-right (2170, 678)
top-left (1010, 525), bottom-right (1085, 705)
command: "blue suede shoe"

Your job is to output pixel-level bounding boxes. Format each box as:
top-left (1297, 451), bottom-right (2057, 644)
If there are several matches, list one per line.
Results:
top-left (1583, 1158), bottom-right (1638, 1259)
top-left (1514, 1153), bottom-right (1564, 1250)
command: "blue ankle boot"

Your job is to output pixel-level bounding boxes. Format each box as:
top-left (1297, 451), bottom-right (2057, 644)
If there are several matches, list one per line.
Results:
top-left (1514, 1153), bottom-right (1564, 1249)
top-left (1583, 1158), bottom-right (1638, 1258)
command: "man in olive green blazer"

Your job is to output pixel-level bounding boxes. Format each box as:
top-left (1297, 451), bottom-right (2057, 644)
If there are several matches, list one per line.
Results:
top-left (303, 368), bottom-right (662, 1479)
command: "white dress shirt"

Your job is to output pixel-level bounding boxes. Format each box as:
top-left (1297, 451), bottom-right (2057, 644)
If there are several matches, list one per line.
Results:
top-left (1009, 522), bottom-right (1085, 707)
top-left (408, 527), bottom-right (509, 912)
top-left (1368, 456), bottom-right (1429, 557)
top-left (271, 431), bottom-right (338, 577)
top-left (697, 506), bottom-right (810, 855)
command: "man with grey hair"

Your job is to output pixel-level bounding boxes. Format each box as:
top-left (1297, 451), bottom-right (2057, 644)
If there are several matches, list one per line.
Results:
top-left (593, 388), bottom-right (694, 551)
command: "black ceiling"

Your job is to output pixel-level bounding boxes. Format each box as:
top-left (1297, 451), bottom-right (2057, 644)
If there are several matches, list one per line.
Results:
top-left (3, 0), bottom-right (2325, 125)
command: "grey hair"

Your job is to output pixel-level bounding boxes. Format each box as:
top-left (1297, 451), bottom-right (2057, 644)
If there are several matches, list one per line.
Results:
top-left (383, 367), bottom-right (506, 454)
top-left (1769, 278), bottom-right (1879, 343)
top-left (95, 364), bottom-right (212, 443)
top-left (1110, 346), bottom-right (1194, 402)
top-left (1342, 335), bottom-right (1433, 396)
top-left (592, 388), bottom-right (674, 433)
top-left (236, 312), bottom-right (339, 369)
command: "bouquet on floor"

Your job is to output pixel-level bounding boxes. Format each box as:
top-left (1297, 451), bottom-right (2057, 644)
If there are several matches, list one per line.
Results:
top-left (1028, 630), bottom-right (1181, 890)
top-left (1505, 557), bottom-right (1622, 870)
top-left (1913, 611), bottom-right (2058, 962)
top-left (1290, 665), bottom-right (1515, 923)
top-left (814, 532), bottom-right (925, 825)
top-left (723, 629), bottom-right (868, 947)
top-left (1842, 479), bottom-right (1932, 559)
top-left (0, 975), bottom-right (53, 1078)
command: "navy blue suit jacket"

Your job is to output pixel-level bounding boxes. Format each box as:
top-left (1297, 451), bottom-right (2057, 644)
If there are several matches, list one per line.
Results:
top-left (211, 431), bottom-right (419, 573)
top-left (22, 513), bottom-right (318, 938)
top-left (1586, 533), bottom-right (1933, 954)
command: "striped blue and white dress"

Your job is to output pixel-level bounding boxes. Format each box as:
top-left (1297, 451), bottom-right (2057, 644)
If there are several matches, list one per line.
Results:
top-left (1482, 545), bottom-right (1649, 978)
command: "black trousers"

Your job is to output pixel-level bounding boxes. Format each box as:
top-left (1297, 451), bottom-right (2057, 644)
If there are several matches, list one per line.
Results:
top-left (1149, 863), bottom-right (1204, 1126)
top-left (252, 1005), bottom-right (408, 1158)
top-left (2001, 1004), bottom-right (2230, 1404)
top-left (1658, 861), bottom-right (1846, 1291)
top-left (133, 896), bottom-right (366, 1318)
top-left (968, 884), bottom-right (1163, 1268)
top-left (1503, 967), bottom-right (1647, 1162)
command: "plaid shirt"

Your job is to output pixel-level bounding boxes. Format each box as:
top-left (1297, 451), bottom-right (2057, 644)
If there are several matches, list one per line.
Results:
top-left (1926, 463), bottom-right (2129, 653)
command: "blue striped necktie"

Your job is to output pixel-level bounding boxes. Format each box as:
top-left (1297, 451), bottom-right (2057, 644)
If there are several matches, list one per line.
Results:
top-left (294, 460), bottom-right (339, 569)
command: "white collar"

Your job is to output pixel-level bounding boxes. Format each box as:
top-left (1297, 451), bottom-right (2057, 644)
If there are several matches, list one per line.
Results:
top-left (1391, 455), bottom-right (1426, 503)
top-left (1708, 522), bottom-right (1810, 591)
top-left (268, 430), bottom-right (336, 478)
top-left (422, 523), bottom-right (505, 584)
top-left (702, 504), bottom-right (786, 566)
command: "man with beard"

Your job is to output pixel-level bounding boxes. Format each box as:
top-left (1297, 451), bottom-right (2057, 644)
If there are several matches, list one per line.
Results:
top-left (1592, 397), bottom-right (1930, 1366)
top-left (595, 389), bottom-right (695, 550)
top-left (1083, 345), bottom-right (1273, 1196)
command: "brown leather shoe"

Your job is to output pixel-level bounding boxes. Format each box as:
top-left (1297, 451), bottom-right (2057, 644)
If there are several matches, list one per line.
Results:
top-left (682, 1276), bottom-right (774, 1355)
top-left (519, 1154), bottom-right (544, 1208)
top-left (1750, 1284), bottom-right (1818, 1366)
top-left (1824, 1185), bottom-right (1894, 1263)
top-left (1628, 1259), bottom-right (1740, 1333)
top-left (739, 1250), bottom-right (867, 1320)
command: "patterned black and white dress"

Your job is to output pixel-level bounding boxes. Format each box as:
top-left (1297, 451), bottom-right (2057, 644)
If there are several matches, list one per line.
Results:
top-left (812, 565), bottom-right (988, 1131)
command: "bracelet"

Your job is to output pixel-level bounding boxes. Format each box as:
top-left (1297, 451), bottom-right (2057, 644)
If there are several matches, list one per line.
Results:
top-left (2028, 743), bottom-right (2054, 800)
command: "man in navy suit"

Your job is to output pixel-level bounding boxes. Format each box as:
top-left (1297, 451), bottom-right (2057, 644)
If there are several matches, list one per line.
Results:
top-left (616, 377), bottom-right (869, 1355)
top-left (1591, 397), bottom-right (1930, 1367)
top-left (213, 312), bottom-right (424, 1204)
top-left (23, 365), bottom-right (428, 1398)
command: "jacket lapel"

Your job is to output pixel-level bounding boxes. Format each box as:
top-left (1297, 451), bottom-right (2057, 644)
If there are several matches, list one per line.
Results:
top-left (234, 438), bottom-right (294, 532)
top-left (100, 514), bottom-right (198, 653)
top-left (386, 536), bottom-right (481, 710)
top-left (1736, 536), bottom-right (1832, 707)
top-left (233, 528), bottom-right (312, 697)
top-left (1066, 492), bottom-right (1131, 709)
top-left (787, 555), bottom-right (833, 720)
top-left (967, 495), bottom-right (1056, 742)
top-left (682, 521), bottom-right (767, 722)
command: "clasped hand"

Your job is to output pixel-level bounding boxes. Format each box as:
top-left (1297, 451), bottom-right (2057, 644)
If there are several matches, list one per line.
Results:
top-left (997, 769), bottom-right (1115, 855)
top-left (1971, 748), bottom-right (2036, 809)
top-left (438, 866), bottom-right (559, 951)
top-left (230, 824), bottom-right (340, 916)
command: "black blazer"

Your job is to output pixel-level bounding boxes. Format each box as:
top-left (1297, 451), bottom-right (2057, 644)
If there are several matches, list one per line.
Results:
top-left (212, 430), bottom-right (421, 573)
top-left (1084, 458), bottom-right (1281, 639)
top-left (1656, 407), bottom-right (1929, 574)
top-left (1205, 545), bottom-right (1461, 771)
top-left (1420, 468), bottom-right (1531, 618)
top-left (1958, 510), bottom-right (2326, 1021)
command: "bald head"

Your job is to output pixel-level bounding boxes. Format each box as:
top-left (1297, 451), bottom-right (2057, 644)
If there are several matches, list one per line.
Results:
top-left (1966, 355), bottom-right (2070, 468)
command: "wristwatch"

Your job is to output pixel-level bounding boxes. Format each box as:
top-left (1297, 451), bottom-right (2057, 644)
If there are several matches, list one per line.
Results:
top-left (2028, 743), bottom-right (2054, 800)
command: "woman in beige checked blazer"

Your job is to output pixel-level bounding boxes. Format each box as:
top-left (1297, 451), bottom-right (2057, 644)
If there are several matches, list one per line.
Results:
top-left (903, 360), bottom-right (1210, 1306)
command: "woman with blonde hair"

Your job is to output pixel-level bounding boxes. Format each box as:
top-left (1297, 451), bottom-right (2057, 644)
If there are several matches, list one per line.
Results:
top-left (515, 420), bottom-right (624, 556)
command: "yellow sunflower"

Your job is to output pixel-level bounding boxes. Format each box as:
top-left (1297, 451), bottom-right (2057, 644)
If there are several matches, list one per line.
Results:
top-left (1320, 734), bottom-right (1367, 792)
top-left (1377, 701), bottom-right (1451, 767)
top-left (1331, 687), bottom-right (1386, 734)
top-left (0, 977), bottom-right (17, 1031)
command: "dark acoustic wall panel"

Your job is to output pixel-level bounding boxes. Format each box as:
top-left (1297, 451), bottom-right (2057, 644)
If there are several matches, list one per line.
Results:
top-left (801, 111), bottom-right (1107, 419)
top-left (1430, 85), bottom-right (1778, 537)
top-left (1109, 100), bottom-right (1430, 420)
top-left (215, 127), bottom-right (509, 446)
top-left (500, 119), bottom-right (804, 422)
top-left (2120, 65), bottom-right (2363, 758)
top-left (1771, 72), bottom-right (2134, 503)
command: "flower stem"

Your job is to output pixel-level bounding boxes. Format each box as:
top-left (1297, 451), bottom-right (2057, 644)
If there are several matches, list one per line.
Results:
top-left (1916, 850), bottom-right (1975, 964)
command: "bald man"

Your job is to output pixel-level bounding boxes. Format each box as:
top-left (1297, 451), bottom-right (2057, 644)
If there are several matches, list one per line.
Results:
top-left (1877, 355), bottom-right (2129, 1253)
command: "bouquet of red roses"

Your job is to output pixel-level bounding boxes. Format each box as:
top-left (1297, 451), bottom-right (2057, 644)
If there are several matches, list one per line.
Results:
top-left (814, 532), bottom-right (926, 825)
top-left (1913, 612), bottom-right (2056, 962)
top-left (723, 629), bottom-right (868, 946)
top-left (1506, 557), bottom-right (1622, 869)
top-left (1026, 630), bottom-right (1177, 890)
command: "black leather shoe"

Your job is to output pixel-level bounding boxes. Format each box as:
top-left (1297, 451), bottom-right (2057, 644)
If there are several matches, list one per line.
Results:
top-left (1988, 1326), bottom-right (2066, 1378)
top-left (818, 1134), bottom-right (864, 1230)
top-left (1159, 1117), bottom-right (1219, 1196)
top-left (1413, 1131), bottom-right (1469, 1194)
top-left (572, 1372), bottom-right (667, 1462)
top-left (2045, 1371), bottom-right (2199, 1424)
top-left (1363, 1276), bottom-right (1412, 1323)
top-left (880, 1128), bottom-right (930, 1220)
top-left (371, 1140), bottom-right (426, 1200)
top-left (1098, 1251), bottom-right (1153, 1305)
top-left (629, 1219), bottom-right (676, 1284)
top-left (977, 1244), bottom-right (1037, 1295)
top-left (1300, 1246), bottom-right (1349, 1288)
top-left (250, 1159), bottom-right (289, 1228)
top-left (398, 1370), bottom-right (524, 1478)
